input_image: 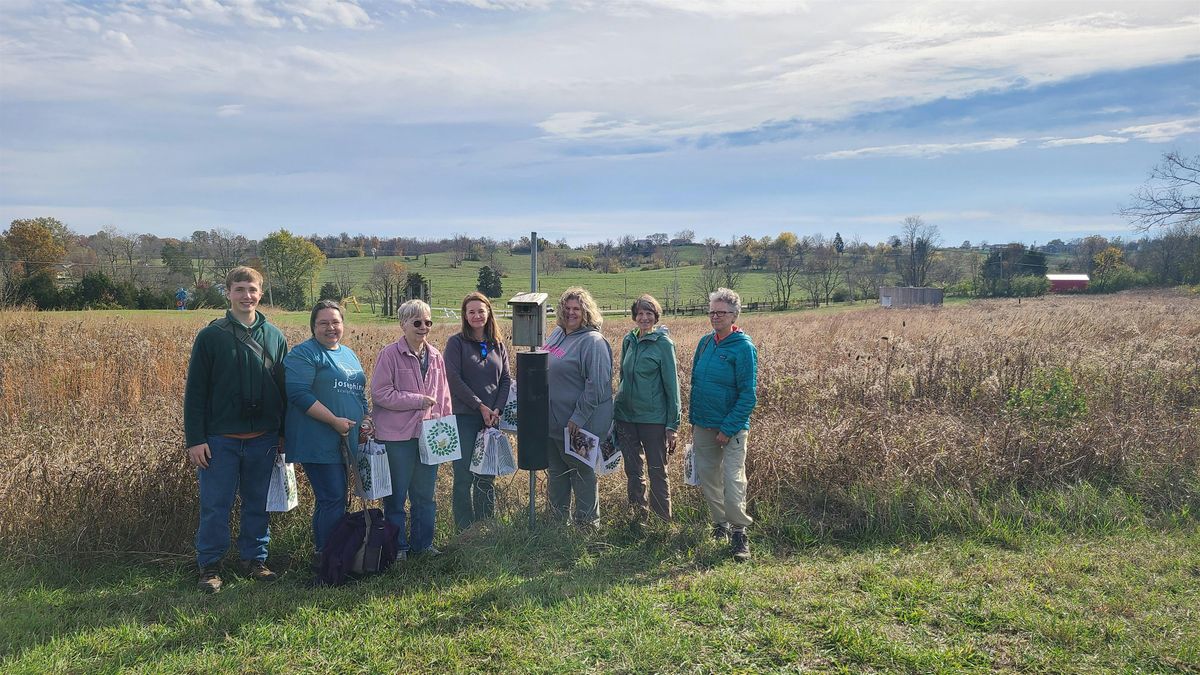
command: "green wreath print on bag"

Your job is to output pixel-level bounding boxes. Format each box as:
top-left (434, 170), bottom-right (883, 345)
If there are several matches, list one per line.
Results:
top-left (426, 420), bottom-right (459, 457)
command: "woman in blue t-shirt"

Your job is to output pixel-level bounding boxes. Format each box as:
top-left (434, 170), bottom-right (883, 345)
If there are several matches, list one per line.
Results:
top-left (284, 300), bottom-right (369, 564)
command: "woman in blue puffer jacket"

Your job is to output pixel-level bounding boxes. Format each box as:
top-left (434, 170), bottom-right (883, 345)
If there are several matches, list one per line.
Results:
top-left (688, 287), bottom-right (758, 562)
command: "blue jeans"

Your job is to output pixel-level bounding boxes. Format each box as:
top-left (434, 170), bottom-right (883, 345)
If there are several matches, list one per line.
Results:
top-left (382, 439), bottom-right (438, 553)
top-left (195, 433), bottom-right (278, 568)
top-left (302, 462), bottom-right (347, 554)
top-left (452, 414), bottom-right (496, 531)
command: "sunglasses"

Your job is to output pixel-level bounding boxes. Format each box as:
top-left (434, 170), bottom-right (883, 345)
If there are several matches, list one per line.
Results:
top-left (410, 320), bottom-right (433, 328)
top-left (479, 342), bottom-right (488, 358)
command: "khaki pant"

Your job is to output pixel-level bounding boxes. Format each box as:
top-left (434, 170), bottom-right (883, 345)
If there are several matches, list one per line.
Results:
top-left (691, 426), bottom-right (752, 528)
top-left (616, 421), bottom-right (671, 521)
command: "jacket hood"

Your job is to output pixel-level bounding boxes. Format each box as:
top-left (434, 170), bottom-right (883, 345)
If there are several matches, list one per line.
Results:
top-left (628, 325), bottom-right (671, 342)
top-left (551, 325), bottom-right (600, 344)
top-left (712, 328), bottom-right (750, 346)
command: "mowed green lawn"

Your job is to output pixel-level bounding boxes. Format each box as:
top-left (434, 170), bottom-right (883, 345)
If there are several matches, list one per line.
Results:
top-left (3, 519), bottom-right (1196, 673)
top-left (320, 250), bottom-right (787, 311)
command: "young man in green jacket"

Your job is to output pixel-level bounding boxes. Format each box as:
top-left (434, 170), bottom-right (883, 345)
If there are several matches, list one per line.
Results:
top-left (184, 266), bottom-right (288, 593)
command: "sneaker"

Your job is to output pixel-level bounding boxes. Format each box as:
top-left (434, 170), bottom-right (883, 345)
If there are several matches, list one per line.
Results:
top-left (711, 523), bottom-right (731, 541)
top-left (238, 559), bottom-right (278, 582)
top-left (197, 566), bottom-right (222, 594)
top-left (731, 529), bottom-right (751, 562)
top-left (414, 546), bottom-right (442, 557)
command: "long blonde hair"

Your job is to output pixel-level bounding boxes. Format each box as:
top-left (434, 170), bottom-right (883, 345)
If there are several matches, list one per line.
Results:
top-left (556, 287), bottom-right (603, 331)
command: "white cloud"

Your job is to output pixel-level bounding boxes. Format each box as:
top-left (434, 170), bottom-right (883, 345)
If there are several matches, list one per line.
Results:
top-left (536, 111), bottom-right (657, 139)
top-left (65, 16), bottom-right (102, 33)
top-left (814, 138), bottom-right (1023, 160)
top-left (1040, 135), bottom-right (1128, 148)
top-left (102, 30), bottom-right (135, 51)
top-left (280, 0), bottom-right (372, 28)
top-left (217, 104), bottom-right (245, 116)
top-left (1116, 117), bottom-right (1200, 143)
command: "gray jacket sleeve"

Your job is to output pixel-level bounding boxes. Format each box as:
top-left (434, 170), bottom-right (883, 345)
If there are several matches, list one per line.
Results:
top-left (568, 332), bottom-right (613, 429)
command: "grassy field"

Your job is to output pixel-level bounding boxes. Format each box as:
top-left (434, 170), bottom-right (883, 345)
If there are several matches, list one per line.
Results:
top-left (320, 249), bottom-right (822, 312)
top-left (1, 290), bottom-right (1197, 671)
top-left (3, 519), bottom-right (1197, 672)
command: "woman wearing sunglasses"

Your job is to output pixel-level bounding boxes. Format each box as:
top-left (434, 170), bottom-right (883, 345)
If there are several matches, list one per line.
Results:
top-left (689, 287), bottom-right (758, 562)
top-left (444, 292), bottom-right (512, 531)
top-left (370, 299), bottom-right (452, 558)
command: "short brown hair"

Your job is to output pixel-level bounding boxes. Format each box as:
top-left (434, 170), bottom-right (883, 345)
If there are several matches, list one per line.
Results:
top-left (225, 265), bottom-right (264, 290)
top-left (630, 294), bottom-right (662, 322)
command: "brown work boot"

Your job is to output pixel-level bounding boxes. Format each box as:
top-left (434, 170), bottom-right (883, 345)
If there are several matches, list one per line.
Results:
top-left (731, 528), bottom-right (751, 562)
top-left (197, 565), bottom-right (222, 593)
top-left (238, 559), bottom-right (278, 582)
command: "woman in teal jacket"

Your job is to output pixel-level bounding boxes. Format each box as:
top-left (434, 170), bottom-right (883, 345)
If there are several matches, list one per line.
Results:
top-left (613, 294), bottom-right (680, 522)
top-left (688, 287), bottom-right (758, 561)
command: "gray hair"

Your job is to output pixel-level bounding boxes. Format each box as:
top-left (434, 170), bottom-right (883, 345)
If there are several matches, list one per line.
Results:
top-left (397, 299), bottom-right (431, 325)
top-left (709, 287), bottom-right (741, 316)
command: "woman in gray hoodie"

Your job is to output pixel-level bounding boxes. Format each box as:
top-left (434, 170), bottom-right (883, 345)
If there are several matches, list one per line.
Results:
top-left (543, 287), bottom-right (613, 528)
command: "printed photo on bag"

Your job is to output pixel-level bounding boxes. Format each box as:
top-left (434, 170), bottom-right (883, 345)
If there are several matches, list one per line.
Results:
top-left (596, 424), bottom-right (622, 475)
top-left (564, 427), bottom-right (600, 467)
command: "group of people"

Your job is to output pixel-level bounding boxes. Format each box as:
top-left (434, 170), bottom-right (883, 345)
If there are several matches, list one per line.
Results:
top-left (184, 266), bottom-right (758, 593)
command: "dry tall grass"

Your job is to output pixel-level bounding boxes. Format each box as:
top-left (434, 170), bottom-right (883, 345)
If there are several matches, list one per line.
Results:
top-left (2, 291), bottom-right (1197, 555)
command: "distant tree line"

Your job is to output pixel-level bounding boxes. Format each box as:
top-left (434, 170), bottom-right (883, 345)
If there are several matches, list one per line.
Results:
top-left (2, 153), bottom-right (1196, 311)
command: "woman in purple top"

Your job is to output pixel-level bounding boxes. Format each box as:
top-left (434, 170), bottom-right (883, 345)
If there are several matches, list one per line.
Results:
top-left (444, 292), bottom-right (512, 531)
top-left (370, 299), bottom-right (452, 558)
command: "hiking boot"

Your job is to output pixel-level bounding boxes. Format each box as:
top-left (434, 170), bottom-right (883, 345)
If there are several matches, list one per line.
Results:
top-left (238, 559), bottom-right (278, 582)
top-left (731, 529), bottom-right (751, 562)
top-left (711, 523), bottom-right (731, 542)
top-left (197, 566), bottom-right (222, 594)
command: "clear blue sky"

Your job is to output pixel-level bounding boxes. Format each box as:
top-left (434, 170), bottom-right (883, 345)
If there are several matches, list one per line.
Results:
top-left (2, 0), bottom-right (1198, 247)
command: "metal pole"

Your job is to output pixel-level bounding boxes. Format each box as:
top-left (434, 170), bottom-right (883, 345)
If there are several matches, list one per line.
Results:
top-left (529, 231), bottom-right (538, 529)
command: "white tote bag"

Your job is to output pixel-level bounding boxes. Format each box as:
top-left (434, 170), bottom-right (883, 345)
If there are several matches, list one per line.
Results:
top-left (596, 424), bottom-right (623, 475)
top-left (469, 429), bottom-right (490, 474)
top-left (354, 437), bottom-right (393, 500)
top-left (470, 428), bottom-right (517, 477)
top-left (266, 453), bottom-right (299, 512)
top-left (683, 443), bottom-right (701, 487)
top-left (492, 430), bottom-right (518, 476)
top-left (419, 414), bottom-right (461, 465)
top-left (498, 381), bottom-right (518, 432)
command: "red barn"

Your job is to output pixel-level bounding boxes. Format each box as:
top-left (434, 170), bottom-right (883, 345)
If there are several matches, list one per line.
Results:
top-left (1046, 274), bottom-right (1089, 292)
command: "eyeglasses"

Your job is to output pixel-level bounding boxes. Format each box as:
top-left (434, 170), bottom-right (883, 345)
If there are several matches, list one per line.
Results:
top-left (708, 311), bottom-right (732, 318)
top-left (410, 320), bottom-right (433, 328)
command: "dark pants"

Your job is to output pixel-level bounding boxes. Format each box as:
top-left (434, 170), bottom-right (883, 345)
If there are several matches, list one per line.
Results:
top-left (616, 421), bottom-right (672, 521)
top-left (301, 462), bottom-right (347, 553)
top-left (546, 435), bottom-right (599, 526)
top-left (452, 413), bottom-right (496, 531)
